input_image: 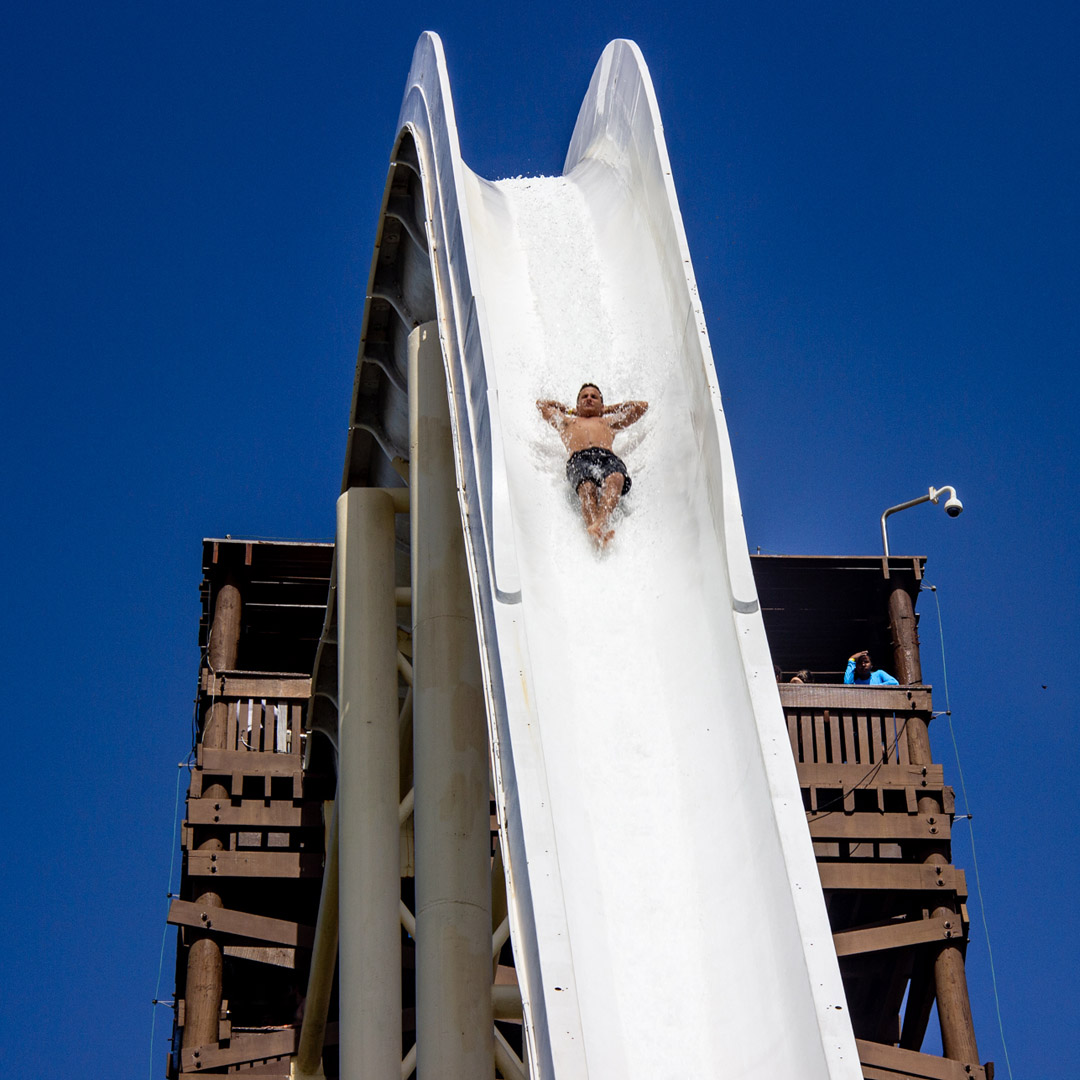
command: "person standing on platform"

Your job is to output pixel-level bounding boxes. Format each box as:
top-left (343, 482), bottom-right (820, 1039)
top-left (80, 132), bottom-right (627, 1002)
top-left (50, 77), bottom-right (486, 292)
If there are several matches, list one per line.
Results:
top-left (844, 650), bottom-right (899, 686)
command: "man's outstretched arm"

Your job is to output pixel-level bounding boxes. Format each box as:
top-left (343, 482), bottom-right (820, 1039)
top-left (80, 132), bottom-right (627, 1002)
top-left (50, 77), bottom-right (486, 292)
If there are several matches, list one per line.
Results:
top-left (604, 400), bottom-right (649, 430)
top-left (536, 399), bottom-right (569, 428)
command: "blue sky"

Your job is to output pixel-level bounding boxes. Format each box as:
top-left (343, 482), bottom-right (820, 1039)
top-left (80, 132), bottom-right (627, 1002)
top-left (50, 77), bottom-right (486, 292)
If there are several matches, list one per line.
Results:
top-left (2, 3), bottom-right (1076, 1077)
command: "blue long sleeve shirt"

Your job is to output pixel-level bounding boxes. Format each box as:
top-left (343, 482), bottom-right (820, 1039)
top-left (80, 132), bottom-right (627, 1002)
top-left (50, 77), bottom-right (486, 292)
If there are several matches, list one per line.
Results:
top-left (844, 660), bottom-right (899, 686)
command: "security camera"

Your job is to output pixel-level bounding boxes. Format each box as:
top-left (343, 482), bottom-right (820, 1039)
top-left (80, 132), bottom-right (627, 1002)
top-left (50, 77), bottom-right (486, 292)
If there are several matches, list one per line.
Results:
top-left (943, 496), bottom-right (963, 518)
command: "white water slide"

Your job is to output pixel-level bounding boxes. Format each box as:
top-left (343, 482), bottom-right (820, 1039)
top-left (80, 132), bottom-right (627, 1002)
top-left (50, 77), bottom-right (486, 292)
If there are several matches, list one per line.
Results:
top-left (347, 32), bottom-right (862, 1080)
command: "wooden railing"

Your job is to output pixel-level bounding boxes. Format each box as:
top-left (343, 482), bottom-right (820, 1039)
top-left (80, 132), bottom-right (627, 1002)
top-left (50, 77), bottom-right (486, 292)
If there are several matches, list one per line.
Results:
top-left (778, 683), bottom-right (932, 767)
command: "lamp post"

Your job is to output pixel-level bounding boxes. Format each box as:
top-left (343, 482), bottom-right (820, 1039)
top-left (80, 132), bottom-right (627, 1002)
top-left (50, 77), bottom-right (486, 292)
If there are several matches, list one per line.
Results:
top-left (880, 485), bottom-right (963, 558)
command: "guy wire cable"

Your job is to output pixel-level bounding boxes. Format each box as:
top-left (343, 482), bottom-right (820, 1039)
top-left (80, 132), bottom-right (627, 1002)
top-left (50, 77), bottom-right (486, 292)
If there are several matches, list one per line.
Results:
top-left (923, 581), bottom-right (1013, 1080)
top-left (149, 757), bottom-right (189, 1079)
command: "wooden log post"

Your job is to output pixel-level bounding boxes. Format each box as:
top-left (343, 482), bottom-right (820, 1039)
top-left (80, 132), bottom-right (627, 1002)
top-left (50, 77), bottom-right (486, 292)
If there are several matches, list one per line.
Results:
top-left (183, 578), bottom-right (241, 1052)
top-left (888, 586), bottom-right (922, 687)
top-left (889, 584), bottom-right (979, 1064)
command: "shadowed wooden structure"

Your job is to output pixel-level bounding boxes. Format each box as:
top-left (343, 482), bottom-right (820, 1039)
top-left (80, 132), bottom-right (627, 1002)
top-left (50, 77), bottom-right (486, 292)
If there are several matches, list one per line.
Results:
top-left (163, 546), bottom-right (992, 1080)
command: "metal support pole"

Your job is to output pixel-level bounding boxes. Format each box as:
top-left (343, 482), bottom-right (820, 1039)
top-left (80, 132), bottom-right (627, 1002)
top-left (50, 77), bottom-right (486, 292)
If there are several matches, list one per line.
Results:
top-left (336, 488), bottom-right (401, 1080)
top-left (294, 801), bottom-right (339, 1080)
top-left (889, 593), bottom-right (979, 1064)
top-left (410, 322), bottom-right (494, 1079)
top-left (184, 577), bottom-right (241, 1051)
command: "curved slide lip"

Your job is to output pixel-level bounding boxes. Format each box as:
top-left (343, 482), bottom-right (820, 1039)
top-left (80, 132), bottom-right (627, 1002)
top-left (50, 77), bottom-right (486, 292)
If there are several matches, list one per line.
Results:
top-left (375, 31), bottom-right (862, 1079)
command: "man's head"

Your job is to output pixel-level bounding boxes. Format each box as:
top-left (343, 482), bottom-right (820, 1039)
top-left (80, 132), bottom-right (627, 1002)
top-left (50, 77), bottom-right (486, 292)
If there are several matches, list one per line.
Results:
top-left (855, 652), bottom-right (873, 678)
top-left (576, 383), bottom-right (603, 417)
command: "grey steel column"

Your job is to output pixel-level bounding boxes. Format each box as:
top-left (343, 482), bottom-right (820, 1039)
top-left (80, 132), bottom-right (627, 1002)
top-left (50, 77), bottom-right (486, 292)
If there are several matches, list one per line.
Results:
top-left (336, 488), bottom-right (401, 1079)
top-left (410, 322), bottom-right (494, 1079)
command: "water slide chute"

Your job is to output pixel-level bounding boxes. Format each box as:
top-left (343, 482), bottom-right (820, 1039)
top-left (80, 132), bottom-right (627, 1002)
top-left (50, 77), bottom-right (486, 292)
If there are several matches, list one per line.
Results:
top-left (338, 32), bottom-right (862, 1080)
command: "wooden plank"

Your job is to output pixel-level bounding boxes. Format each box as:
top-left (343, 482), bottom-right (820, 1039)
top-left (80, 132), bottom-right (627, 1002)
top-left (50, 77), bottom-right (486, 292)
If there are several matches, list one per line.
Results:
top-left (787, 713), bottom-right (798, 759)
top-left (814, 713), bottom-right (827, 766)
top-left (778, 684), bottom-right (933, 711)
top-left (185, 799), bottom-right (317, 828)
top-left (179, 1070), bottom-right (289, 1080)
top-left (256, 700), bottom-right (268, 753)
top-left (859, 713), bottom-right (873, 764)
top-left (201, 671), bottom-right (312, 699)
top-left (833, 914), bottom-right (961, 957)
top-left (800, 713), bottom-right (813, 764)
top-left (826, 710), bottom-right (841, 765)
top-left (168, 899), bottom-right (315, 947)
top-left (807, 813), bottom-right (951, 842)
top-left (856, 1039), bottom-right (985, 1080)
top-left (223, 944), bottom-right (296, 968)
top-left (291, 703), bottom-right (302, 754)
top-left (871, 713), bottom-right (884, 765)
top-left (797, 762), bottom-right (945, 791)
top-left (818, 863), bottom-right (966, 896)
top-left (842, 714), bottom-right (856, 764)
top-left (180, 1028), bottom-right (297, 1071)
top-left (226, 700), bottom-right (239, 751)
top-left (896, 720), bottom-right (910, 764)
top-left (199, 748), bottom-right (303, 776)
top-left (242, 699), bottom-right (254, 751)
top-left (187, 850), bottom-right (323, 879)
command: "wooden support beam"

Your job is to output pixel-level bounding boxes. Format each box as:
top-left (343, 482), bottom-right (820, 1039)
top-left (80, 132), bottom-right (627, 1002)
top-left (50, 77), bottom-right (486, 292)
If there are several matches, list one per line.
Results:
top-left (196, 747), bottom-right (302, 776)
top-left (833, 914), bottom-right (962, 957)
top-left (186, 850), bottom-right (323, 879)
top-left (180, 1028), bottom-right (297, 1071)
top-left (200, 671), bottom-right (312, 698)
top-left (808, 813), bottom-right (950, 842)
top-left (184, 578), bottom-right (240, 1055)
top-left (857, 1038), bottom-right (986, 1080)
top-left (818, 863), bottom-right (966, 896)
top-left (184, 799), bottom-right (318, 828)
top-left (223, 944), bottom-right (296, 968)
top-left (889, 585), bottom-right (923, 685)
top-left (797, 761), bottom-right (945, 790)
top-left (778, 684), bottom-right (933, 711)
top-left (168, 899), bottom-right (315, 947)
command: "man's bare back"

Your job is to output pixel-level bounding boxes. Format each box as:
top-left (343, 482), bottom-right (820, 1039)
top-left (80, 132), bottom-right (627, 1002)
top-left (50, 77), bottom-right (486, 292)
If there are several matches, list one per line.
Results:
top-left (536, 383), bottom-right (648, 547)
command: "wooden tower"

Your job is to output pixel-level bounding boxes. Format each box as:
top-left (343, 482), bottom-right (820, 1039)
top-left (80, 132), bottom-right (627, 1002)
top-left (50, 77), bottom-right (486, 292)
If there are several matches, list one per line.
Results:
top-left (163, 545), bottom-right (993, 1079)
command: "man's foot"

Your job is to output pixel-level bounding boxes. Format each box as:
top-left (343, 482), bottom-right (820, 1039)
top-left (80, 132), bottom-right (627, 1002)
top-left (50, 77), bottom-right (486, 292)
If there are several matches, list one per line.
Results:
top-left (587, 522), bottom-right (615, 547)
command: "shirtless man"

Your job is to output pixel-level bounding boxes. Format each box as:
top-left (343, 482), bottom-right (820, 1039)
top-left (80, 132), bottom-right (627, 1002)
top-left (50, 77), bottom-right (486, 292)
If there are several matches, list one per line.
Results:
top-left (536, 383), bottom-right (648, 547)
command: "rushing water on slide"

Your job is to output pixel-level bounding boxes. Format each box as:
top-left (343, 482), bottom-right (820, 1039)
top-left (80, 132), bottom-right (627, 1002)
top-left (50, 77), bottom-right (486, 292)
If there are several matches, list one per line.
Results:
top-left (479, 173), bottom-right (763, 1075)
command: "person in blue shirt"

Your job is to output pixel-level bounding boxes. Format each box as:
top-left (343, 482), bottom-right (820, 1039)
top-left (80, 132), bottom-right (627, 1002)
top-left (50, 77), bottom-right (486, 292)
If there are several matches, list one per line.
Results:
top-left (844, 650), bottom-right (899, 686)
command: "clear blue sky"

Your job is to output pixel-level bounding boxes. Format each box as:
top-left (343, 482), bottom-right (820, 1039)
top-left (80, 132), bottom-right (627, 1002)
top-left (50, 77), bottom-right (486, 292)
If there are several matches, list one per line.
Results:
top-left (2, 3), bottom-right (1076, 1077)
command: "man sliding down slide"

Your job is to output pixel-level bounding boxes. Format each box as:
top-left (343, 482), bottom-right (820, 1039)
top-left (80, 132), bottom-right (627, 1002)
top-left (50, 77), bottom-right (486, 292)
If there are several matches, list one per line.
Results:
top-left (537, 384), bottom-right (648, 548)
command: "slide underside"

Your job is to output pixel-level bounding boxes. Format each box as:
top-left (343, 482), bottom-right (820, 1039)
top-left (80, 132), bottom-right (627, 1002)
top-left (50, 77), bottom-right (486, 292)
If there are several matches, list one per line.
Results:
top-left (347, 33), bottom-right (863, 1080)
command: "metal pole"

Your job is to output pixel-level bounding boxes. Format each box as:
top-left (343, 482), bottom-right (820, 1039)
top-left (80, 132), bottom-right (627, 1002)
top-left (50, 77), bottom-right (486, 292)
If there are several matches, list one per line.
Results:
top-left (336, 488), bottom-right (401, 1080)
top-left (888, 595), bottom-right (979, 1064)
top-left (183, 577), bottom-right (241, 1052)
top-left (881, 493), bottom-right (932, 559)
top-left (294, 800), bottom-right (339, 1079)
top-left (410, 322), bottom-right (494, 1080)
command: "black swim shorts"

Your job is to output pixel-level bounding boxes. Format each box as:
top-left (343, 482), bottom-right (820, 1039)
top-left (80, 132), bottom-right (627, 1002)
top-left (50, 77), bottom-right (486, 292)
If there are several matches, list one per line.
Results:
top-left (566, 447), bottom-right (631, 495)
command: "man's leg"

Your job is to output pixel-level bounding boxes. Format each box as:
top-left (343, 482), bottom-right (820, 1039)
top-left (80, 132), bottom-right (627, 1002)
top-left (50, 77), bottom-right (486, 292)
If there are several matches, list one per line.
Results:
top-left (578, 482), bottom-right (600, 533)
top-left (588, 473), bottom-right (624, 545)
